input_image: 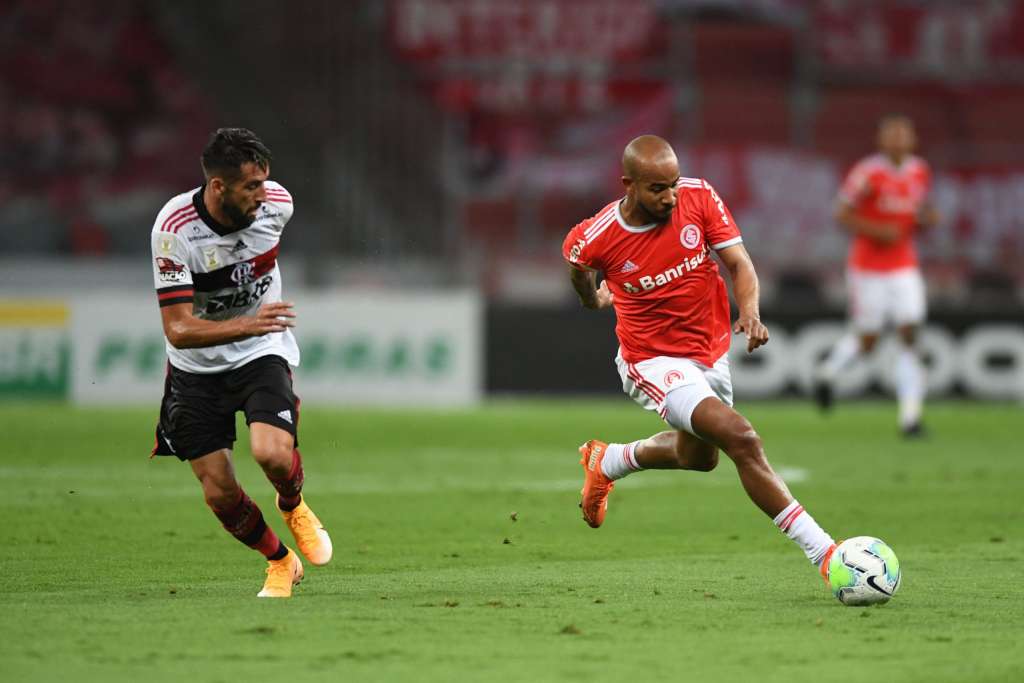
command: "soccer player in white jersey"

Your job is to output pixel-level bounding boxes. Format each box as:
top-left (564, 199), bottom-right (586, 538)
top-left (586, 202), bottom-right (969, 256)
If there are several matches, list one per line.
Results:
top-left (150, 128), bottom-right (331, 597)
top-left (814, 115), bottom-right (938, 437)
top-left (563, 136), bottom-right (839, 586)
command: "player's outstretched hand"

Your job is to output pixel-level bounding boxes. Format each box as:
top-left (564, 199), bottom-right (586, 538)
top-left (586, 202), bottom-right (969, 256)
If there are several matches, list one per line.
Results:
top-left (733, 315), bottom-right (769, 353)
top-left (248, 301), bottom-right (296, 336)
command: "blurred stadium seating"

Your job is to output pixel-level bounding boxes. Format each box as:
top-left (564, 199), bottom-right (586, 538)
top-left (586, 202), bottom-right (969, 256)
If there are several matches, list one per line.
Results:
top-left (1, 0), bottom-right (1021, 315)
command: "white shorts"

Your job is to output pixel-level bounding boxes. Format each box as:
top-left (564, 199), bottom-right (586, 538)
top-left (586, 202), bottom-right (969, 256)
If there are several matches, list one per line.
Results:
top-left (616, 349), bottom-right (733, 435)
top-left (848, 267), bottom-right (926, 333)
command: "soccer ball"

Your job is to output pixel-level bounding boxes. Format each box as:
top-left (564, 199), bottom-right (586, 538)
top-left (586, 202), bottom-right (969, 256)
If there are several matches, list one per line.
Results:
top-left (826, 536), bottom-right (901, 606)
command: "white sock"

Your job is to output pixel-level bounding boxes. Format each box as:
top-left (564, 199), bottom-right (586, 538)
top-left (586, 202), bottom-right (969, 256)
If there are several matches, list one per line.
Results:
top-left (773, 500), bottom-right (835, 566)
top-left (600, 441), bottom-right (644, 480)
top-left (895, 347), bottom-right (925, 428)
top-left (819, 334), bottom-right (861, 382)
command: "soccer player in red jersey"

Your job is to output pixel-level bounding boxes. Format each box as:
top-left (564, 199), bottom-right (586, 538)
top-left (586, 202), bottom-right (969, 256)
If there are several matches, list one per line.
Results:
top-left (563, 135), bottom-right (838, 581)
top-left (150, 129), bottom-right (332, 597)
top-left (814, 115), bottom-right (938, 437)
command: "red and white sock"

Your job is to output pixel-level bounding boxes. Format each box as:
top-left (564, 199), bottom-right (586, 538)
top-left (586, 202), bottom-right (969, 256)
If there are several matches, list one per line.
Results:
top-left (600, 441), bottom-right (644, 480)
top-left (773, 500), bottom-right (835, 566)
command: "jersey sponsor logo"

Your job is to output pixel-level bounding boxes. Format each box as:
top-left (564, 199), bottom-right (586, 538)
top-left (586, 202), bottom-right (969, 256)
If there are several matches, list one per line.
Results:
top-left (620, 260), bottom-right (639, 274)
top-left (155, 257), bottom-right (187, 282)
top-left (203, 274), bottom-right (274, 315)
top-left (680, 224), bottom-right (701, 249)
top-left (623, 249), bottom-right (707, 292)
top-left (568, 238), bottom-right (585, 264)
top-left (230, 261), bottom-right (256, 285)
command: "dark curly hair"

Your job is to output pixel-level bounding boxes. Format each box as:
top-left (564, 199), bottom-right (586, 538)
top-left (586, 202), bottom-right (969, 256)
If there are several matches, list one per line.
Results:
top-left (200, 128), bottom-right (273, 181)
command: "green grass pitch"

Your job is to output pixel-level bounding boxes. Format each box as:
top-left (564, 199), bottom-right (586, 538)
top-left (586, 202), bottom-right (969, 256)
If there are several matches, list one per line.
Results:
top-left (1, 400), bottom-right (1022, 682)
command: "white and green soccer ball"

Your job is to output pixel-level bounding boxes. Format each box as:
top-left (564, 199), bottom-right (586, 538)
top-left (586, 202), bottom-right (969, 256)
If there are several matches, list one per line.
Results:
top-left (827, 536), bottom-right (901, 606)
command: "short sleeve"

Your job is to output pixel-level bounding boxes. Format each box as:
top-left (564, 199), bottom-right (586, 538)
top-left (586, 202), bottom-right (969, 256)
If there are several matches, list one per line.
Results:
top-left (264, 181), bottom-right (295, 226)
top-left (151, 231), bottom-right (194, 308)
top-left (838, 161), bottom-right (874, 207)
top-left (701, 181), bottom-right (742, 250)
top-left (562, 220), bottom-right (603, 271)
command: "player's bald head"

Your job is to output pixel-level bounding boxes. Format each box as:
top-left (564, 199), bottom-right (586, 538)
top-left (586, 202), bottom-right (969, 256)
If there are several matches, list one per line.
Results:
top-left (622, 135), bottom-right (678, 180)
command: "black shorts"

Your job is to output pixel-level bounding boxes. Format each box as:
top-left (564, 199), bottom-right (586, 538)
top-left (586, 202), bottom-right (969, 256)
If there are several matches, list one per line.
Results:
top-left (152, 354), bottom-right (300, 461)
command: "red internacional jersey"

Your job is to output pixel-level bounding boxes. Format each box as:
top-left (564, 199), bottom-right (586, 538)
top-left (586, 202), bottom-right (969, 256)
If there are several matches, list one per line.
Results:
top-left (838, 153), bottom-right (931, 271)
top-left (562, 177), bottom-right (742, 367)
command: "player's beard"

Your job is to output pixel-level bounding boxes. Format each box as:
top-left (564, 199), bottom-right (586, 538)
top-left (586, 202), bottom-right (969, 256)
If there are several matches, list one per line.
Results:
top-left (222, 197), bottom-right (256, 229)
top-left (640, 199), bottom-right (674, 224)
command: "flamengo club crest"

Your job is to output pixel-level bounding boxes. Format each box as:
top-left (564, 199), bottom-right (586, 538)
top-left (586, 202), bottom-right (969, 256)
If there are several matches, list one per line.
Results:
top-left (681, 224), bottom-right (701, 249)
top-left (230, 261), bottom-right (256, 284)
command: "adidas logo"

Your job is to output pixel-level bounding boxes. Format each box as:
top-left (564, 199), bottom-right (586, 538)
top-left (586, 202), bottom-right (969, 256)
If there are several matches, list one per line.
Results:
top-left (277, 409), bottom-right (292, 424)
top-left (620, 260), bottom-right (639, 274)
top-left (230, 239), bottom-right (249, 254)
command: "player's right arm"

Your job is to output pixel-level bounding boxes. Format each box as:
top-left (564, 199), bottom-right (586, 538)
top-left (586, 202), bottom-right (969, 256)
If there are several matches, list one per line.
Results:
top-left (835, 161), bottom-right (900, 243)
top-left (152, 227), bottom-right (294, 349)
top-left (562, 218), bottom-right (613, 310)
top-left (159, 301), bottom-right (295, 350)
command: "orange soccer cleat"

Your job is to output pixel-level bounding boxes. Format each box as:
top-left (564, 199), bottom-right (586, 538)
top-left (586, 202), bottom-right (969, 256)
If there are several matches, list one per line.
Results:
top-left (278, 495), bottom-right (333, 566)
top-left (819, 542), bottom-right (839, 584)
top-left (578, 439), bottom-right (615, 528)
top-left (257, 548), bottom-right (304, 598)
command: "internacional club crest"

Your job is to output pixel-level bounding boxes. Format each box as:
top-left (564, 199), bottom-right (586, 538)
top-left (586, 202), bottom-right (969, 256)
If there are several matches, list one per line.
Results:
top-left (680, 224), bottom-right (701, 249)
top-left (679, 227), bottom-right (704, 250)
top-left (664, 369), bottom-right (685, 387)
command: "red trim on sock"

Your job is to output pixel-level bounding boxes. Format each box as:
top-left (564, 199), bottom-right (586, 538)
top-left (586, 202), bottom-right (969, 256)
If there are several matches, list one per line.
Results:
top-left (779, 505), bottom-right (805, 532)
top-left (288, 449), bottom-right (302, 480)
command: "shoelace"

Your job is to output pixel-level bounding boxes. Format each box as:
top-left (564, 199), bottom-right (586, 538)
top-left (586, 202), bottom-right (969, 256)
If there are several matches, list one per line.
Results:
top-left (266, 556), bottom-right (293, 580)
top-left (290, 509), bottom-right (319, 541)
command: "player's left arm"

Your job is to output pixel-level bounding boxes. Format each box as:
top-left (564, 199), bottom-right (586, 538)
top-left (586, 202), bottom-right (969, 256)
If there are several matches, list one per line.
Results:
top-left (568, 265), bottom-right (614, 310)
top-left (717, 243), bottom-right (769, 353)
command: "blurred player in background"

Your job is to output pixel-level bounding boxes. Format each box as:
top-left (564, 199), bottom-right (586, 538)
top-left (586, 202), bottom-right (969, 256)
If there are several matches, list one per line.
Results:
top-left (814, 115), bottom-right (939, 437)
top-left (563, 135), bottom-right (838, 584)
top-left (150, 128), bottom-right (331, 597)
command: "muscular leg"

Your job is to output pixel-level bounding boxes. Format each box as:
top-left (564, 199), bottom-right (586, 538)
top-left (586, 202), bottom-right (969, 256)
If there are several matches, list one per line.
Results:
top-left (634, 430), bottom-right (718, 472)
top-left (688, 398), bottom-right (791, 516)
top-left (250, 422), bottom-right (304, 510)
top-left (688, 396), bottom-right (834, 565)
top-left (191, 448), bottom-right (286, 559)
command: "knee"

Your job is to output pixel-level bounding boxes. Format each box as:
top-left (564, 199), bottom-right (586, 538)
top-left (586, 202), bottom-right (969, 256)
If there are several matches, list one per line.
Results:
top-left (676, 444), bottom-right (719, 472)
top-left (251, 439), bottom-right (293, 475)
top-left (723, 420), bottom-right (764, 466)
top-left (202, 477), bottom-right (241, 511)
top-left (686, 453), bottom-right (719, 472)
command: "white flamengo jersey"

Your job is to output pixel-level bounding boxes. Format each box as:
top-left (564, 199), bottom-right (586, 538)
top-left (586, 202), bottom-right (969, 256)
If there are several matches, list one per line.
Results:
top-left (150, 180), bottom-right (300, 374)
